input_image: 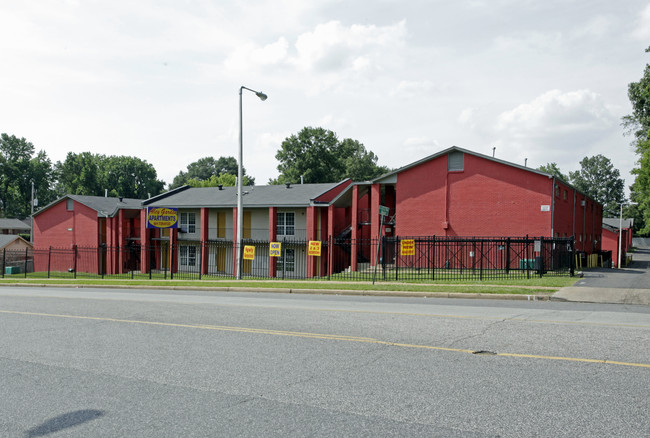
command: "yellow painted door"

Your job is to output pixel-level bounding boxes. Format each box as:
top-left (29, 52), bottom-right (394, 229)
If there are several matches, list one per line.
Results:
top-left (217, 212), bottom-right (226, 238)
top-left (216, 247), bottom-right (225, 272)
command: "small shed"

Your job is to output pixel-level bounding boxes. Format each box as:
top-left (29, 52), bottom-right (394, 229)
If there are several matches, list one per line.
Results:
top-left (0, 235), bottom-right (34, 274)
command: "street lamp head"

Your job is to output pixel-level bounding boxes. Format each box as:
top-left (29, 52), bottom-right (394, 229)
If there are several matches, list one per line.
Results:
top-left (256, 91), bottom-right (268, 101)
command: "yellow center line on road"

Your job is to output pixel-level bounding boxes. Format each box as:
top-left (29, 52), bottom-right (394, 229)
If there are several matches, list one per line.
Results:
top-left (2, 309), bottom-right (649, 369)
top-left (3, 292), bottom-right (649, 329)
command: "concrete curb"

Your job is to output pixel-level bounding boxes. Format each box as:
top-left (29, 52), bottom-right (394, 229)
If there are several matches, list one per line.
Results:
top-left (0, 282), bottom-right (553, 301)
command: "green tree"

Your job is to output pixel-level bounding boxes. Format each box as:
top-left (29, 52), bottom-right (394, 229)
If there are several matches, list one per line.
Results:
top-left (0, 134), bottom-right (56, 218)
top-left (56, 152), bottom-right (165, 199)
top-left (272, 127), bottom-right (389, 184)
top-left (185, 172), bottom-right (254, 188)
top-left (568, 155), bottom-right (625, 217)
top-left (102, 155), bottom-right (165, 199)
top-left (623, 46), bottom-right (650, 234)
top-left (538, 162), bottom-right (568, 181)
top-left (170, 156), bottom-right (254, 189)
top-left (55, 152), bottom-right (103, 196)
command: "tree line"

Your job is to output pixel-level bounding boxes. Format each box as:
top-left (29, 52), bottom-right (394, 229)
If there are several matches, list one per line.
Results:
top-left (0, 127), bottom-right (389, 219)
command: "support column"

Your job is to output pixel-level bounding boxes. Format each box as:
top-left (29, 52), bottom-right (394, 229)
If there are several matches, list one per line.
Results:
top-left (351, 185), bottom-right (359, 272)
top-left (170, 228), bottom-right (178, 274)
top-left (328, 205), bottom-right (335, 275)
top-left (200, 208), bottom-right (209, 275)
top-left (118, 209), bottom-right (125, 273)
top-left (140, 209), bottom-right (150, 274)
top-left (370, 183), bottom-right (381, 266)
top-left (319, 208), bottom-right (328, 276)
top-left (268, 207), bottom-right (277, 278)
top-left (306, 206), bottom-right (317, 278)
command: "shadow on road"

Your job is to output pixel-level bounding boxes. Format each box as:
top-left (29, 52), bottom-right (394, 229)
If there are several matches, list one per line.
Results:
top-left (25, 409), bottom-right (105, 437)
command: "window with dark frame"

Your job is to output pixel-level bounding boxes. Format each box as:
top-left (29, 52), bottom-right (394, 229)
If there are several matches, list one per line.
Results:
top-left (180, 212), bottom-right (196, 233)
top-left (277, 212), bottom-right (295, 236)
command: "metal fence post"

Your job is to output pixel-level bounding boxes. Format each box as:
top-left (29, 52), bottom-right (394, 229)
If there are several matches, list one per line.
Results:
top-left (479, 239), bottom-right (483, 281)
top-left (525, 235), bottom-right (530, 279)
top-left (170, 243), bottom-right (174, 280)
top-left (506, 237), bottom-right (510, 275)
top-left (73, 245), bottom-right (78, 279)
top-left (327, 236), bottom-right (331, 281)
top-left (24, 247), bottom-right (28, 278)
top-left (539, 237), bottom-right (546, 278)
top-left (47, 246), bottom-right (51, 278)
top-left (432, 235), bottom-right (436, 281)
top-left (1, 248), bottom-right (5, 278)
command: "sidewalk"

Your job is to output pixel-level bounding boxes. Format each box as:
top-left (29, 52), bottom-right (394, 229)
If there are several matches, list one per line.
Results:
top-left (553, 238), bottom-right (650, 305)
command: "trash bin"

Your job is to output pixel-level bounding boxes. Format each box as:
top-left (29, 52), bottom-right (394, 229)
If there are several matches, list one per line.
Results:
top-left (519, 259), bottom-right (534, 269)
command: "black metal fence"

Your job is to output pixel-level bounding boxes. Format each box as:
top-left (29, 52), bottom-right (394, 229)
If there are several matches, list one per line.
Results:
top-left (1, 236), bottom-right (574, 282)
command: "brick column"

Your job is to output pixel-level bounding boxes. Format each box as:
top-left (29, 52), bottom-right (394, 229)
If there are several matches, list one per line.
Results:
top-left (200, 208), bottom-right (209, 275)
top-left (306, 206), bottom-right (317, 277)
top-left (268, 207), bottom-right (277, 278)
top-left (351, 185), bottom-right (359, 271)
top-left (370, 183), bottom-right (381, 266)
top-left (140, 209), bottom-right (149, 274)
top-left (118, 209), bottom-right (125, 273)
top-left (328, 205), bottom-right (335, 275)
top-left (320, 208), bottom-right (328, 276)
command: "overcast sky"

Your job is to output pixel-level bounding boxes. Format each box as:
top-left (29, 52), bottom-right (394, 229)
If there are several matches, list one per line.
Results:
top-left (2, 1), bottom-right (649, 193)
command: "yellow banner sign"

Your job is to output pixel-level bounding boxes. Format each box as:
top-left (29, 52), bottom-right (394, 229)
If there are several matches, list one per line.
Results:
top-left (400, 239), bottom-right (415, 256)
top-left (243, 245), bottom-right (255, 260)
top-left (147, 207), bottom-right (178, 229)
top-left (308, 240), bottom-right (321, 257)
top-left (269, 242), bottom-right (281, 257)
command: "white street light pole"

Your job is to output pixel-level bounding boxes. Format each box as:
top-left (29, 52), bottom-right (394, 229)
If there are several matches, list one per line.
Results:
top-left (237, 86), bottom-right (267, 280)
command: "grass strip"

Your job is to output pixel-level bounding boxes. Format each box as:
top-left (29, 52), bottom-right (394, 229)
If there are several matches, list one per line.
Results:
top-left (0, 277), bottom-right (573, 295)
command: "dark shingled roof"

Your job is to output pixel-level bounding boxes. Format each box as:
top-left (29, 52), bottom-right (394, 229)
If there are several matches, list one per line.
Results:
top-left (0, 234), bottom-right (32, 249)
top-left (603, 218), bottom-right (634, 230)
top-left (0, 218), bottom-right (31, 231)
top-left (35, 195), bottom-right (143, 218)
top-left (146, 183), bottom-right (340, 209)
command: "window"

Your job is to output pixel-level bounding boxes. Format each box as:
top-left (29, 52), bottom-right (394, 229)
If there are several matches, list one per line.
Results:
top-left (563, 189), bottom-right (568, 200)
top-left (277, 212), bottom-right (295, 236)
top-left (278, 248), bottom-right (295, 272)
top-left (180, 245), bottom-right (197, 266)
top-left (448, 151), bottom-right (464, 171)
top-left (66, 199), bottom-right (74, 211)
top-left (555, 185), bottom-right (560, 197)
top-left (180, 212), bottom-right (196, 233)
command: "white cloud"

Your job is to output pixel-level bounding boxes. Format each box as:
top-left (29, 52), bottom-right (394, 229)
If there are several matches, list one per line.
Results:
top-left (389, 80), bottom-right (440, 98)
top-left (224, 38), bottom-right (290, 71)
top-left (492, 89), bottom-right (620, 176)
top-left (632, 3), bottom-right (650, 39)
top-left (292, 20), bottom-right (407, 72)
top-left (496, 89), bottom-right (615, 139)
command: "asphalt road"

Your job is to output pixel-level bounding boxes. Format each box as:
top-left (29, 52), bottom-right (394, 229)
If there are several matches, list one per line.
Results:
top-left (0, 287), bottom-right (648, 437)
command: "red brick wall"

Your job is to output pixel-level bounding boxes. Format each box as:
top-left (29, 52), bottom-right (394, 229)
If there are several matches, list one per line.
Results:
top-left (395, 153), bottom-right (553, 237)
top-left (602, 227), bottom-right (620, 267)
top-left (34, 200), bottom-right (100, 249)
top-left (33, 199), bottom-right (101, 273)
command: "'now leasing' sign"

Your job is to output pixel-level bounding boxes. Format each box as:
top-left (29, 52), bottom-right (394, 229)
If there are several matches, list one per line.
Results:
top-left (400, 239), bottom-right (415, 256)
top-left (308, 241), bottom-right (321, 257)
top-left (243, 245), bottom-right (256, 260)
top-left (147, 207), bottom-right (178, 229)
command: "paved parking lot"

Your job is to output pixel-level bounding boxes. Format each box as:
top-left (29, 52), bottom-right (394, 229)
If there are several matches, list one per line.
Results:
top-left (554, 238), bottom-right (650, 305)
